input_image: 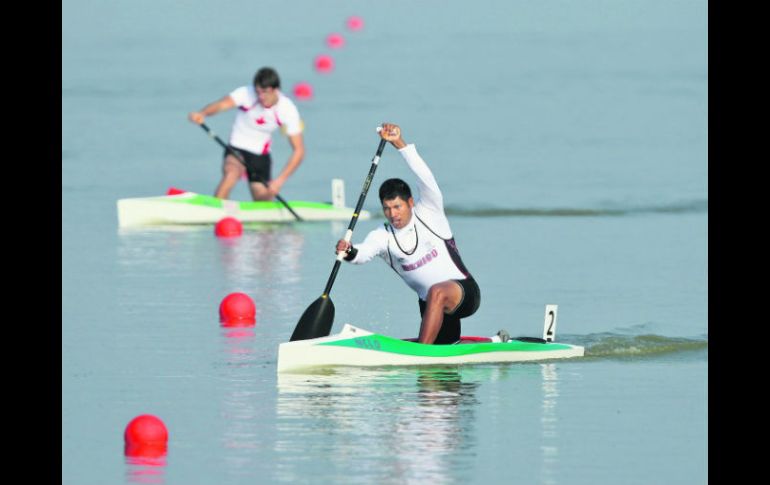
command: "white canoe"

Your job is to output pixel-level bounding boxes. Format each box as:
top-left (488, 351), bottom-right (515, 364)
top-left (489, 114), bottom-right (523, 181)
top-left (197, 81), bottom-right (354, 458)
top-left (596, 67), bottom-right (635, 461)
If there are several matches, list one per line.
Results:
top-left (117, 179), bottom-right (370, 228)
top-left (278, 306), bottom-right (584, 373)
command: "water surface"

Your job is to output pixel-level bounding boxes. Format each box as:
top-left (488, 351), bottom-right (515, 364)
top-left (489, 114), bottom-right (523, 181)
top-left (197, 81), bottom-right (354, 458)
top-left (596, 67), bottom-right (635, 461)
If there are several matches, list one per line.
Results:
top-left (63, 1), bottom-right (708, 483)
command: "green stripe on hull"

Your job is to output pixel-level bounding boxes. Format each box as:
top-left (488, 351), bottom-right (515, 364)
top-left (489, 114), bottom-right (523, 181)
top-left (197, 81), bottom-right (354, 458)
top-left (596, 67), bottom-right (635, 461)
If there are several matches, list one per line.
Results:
top-left (163, 194), bottom-right (338, 211)
top-left (168, 194), bottom-right (223, 208)
top-left (239, 200), bottom-right (338, 211)
top-left (320, 334), bottom-right (575, 357)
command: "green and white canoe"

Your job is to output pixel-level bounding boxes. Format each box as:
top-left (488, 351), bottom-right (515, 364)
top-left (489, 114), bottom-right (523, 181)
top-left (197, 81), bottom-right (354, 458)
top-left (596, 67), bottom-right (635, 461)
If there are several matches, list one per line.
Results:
top-left (117, 179), bottom-right (369, 228)
top-left (277, 305), bottom-right (584, 373)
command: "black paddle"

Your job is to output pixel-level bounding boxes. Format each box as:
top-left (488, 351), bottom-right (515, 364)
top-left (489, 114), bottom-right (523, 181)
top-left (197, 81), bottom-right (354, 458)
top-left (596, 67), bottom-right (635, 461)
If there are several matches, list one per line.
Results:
top-left (290, 130), bottom-right (388, 341)
top-left (197, 122), bottom-right (303, 221)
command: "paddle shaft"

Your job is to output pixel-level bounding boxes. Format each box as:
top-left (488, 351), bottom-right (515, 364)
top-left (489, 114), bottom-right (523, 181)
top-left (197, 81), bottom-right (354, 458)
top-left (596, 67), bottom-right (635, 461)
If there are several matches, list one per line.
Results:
top-left (321, 137), bottom-right (388, 297)
top-left (289, 134), bottom-right (388, 342)
top-left (198, 123), bottom-right (303, 221)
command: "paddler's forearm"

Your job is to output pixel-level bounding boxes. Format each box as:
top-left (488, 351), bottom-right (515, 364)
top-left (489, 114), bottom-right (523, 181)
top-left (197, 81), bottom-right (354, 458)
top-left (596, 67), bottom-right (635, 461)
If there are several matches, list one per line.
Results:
top-left (272, 134), bottom-right (305, 188)
top-left (189, 96), bottom-right (235, 124)
top-left (343, 230), bottom-right (388, 264)
top-left (398, 144), bottom-right (443, 209)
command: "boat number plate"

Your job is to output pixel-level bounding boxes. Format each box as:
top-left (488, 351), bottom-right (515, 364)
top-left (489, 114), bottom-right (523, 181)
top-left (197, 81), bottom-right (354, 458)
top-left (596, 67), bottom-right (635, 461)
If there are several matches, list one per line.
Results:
top-left (354, 337), bottom-right (381, 350)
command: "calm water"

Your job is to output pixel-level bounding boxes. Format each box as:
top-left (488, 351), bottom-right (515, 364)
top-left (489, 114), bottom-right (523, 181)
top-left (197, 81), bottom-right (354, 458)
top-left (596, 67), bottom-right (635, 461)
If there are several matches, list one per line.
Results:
top-left (62, 1), bottom-right (708, 484)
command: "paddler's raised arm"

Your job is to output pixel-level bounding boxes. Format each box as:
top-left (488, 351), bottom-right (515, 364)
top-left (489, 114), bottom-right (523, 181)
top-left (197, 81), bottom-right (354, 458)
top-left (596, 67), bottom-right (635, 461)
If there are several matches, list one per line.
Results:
top-left (379, 122), bottom-right (443, 212)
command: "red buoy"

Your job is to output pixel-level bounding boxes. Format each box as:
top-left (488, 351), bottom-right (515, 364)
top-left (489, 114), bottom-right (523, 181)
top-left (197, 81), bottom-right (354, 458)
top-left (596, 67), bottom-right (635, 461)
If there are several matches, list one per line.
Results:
top-left (314, 54), bottom-right (334, 74)
top-left (292, 81), bottom-right (314, 100)
top-left (124, 415), bottom-right (168, 446)
top-left (219, 292), bottom-right (256, 325)
top-left (346, 16), bottom-right (364, 32)
top-left (326, 33), bottom-right (345, 49)
top-left (215, 217), bottom-right (242, 237)
top-left (125, 441), bottom-right (168, 461)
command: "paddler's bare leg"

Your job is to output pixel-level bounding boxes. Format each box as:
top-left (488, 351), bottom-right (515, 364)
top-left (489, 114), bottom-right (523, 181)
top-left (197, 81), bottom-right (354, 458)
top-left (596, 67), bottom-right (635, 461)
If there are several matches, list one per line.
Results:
top-left (418, 281), bottom-right (464, 344)
top-left (248, 180), bottom-right (272, 201)
top-left (214, 155), bottom-right (244, 199)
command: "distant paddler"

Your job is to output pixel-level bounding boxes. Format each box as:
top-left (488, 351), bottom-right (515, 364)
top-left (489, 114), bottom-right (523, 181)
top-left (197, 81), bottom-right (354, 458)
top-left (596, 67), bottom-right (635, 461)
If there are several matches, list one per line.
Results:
top-left (188, 67), bottom-right (305, 201)
top-left (336, 123), bottom-right (481, 344)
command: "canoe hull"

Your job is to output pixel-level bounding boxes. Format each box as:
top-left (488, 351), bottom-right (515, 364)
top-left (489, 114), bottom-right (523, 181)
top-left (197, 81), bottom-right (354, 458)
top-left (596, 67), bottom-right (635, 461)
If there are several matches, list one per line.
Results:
top-left (277, 324), bottom-right (584, 373)
top-left (117, 192), bottom-right (370, 227)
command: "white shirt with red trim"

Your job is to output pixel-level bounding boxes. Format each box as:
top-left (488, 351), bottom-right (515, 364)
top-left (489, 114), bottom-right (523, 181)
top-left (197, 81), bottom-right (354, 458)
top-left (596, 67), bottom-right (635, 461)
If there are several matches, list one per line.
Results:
top-left (348, 144), bottom-right (470, 300)
top-left (227, 86), bottom-right (302, 155)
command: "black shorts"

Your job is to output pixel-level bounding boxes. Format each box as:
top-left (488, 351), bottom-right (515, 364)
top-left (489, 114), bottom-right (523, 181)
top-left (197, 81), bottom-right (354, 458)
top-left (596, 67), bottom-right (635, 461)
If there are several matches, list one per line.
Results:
top-left (224, 146), bottom-right (272, 183)
top-left (418, 277), bottom-right (480, 344)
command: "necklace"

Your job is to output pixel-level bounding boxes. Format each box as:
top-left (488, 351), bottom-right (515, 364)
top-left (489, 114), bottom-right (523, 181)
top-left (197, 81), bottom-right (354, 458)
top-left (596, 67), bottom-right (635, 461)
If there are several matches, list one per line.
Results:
top-left (390, 223), bottom-right (418, 255)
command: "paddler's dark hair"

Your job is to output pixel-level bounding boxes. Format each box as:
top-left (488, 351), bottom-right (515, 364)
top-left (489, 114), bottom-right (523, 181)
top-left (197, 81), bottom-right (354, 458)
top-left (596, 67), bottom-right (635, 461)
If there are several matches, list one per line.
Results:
top-left (253, 67), bottom-right (281, 89)
top-left (379, 178), bottom-right (412, 203)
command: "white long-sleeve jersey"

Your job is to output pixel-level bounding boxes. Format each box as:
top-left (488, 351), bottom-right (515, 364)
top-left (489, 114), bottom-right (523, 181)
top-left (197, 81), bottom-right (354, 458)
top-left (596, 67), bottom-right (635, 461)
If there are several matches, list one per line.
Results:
top-left (348, 144), bottom-right (472, 300)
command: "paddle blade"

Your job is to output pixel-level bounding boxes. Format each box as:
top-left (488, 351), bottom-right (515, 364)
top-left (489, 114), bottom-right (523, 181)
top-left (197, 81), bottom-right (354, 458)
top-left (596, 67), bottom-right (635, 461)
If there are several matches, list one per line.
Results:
top-left (289, 296), bottom-right (335, 341)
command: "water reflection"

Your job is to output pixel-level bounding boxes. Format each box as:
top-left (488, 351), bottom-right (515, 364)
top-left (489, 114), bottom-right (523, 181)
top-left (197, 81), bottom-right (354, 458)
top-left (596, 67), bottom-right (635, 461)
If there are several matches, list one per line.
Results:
top-left (117, 224), bottom-right (305, 290)
top-left (124, 445), bottom-right (166, 484)
top-left (275, 366), bottom-right (479, 484)
top-left (217, 226), bottom-right (305, 314)
top-left (217, 225), bottom-right (303, 280)
top-left (272, 363), bottom-right (567, 484)
top-left (539, 363), bottom-right (559, 485)
top-left (217, 326), bottom-right (262, 481)
top-left (116, 223), bottom-right (309, 321)
top-left (116, 226), bottom-right (212, 274)
top-left (390, 368), bottom-right (480, 483)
